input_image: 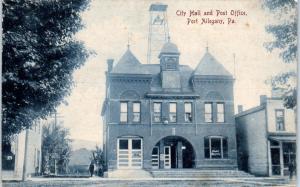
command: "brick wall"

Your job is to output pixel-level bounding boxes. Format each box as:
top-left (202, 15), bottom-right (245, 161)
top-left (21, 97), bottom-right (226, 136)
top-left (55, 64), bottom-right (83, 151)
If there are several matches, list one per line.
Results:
top-left (236, 108), bottom-right (269, 176)
top-left (104, 73), bottom-right (237, 170)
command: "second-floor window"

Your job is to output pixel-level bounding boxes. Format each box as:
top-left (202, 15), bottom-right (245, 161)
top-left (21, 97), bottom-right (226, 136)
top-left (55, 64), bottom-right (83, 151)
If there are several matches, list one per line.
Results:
top-left (169, 103), bottom-right (177, 123)
top-left (217, 103), bottom-right (225, 123)
top-left (184, 102), bottom-right (192, 122)
top-left (153, 102), bottom-right (161, 122)
top-left (133, 102), bottom-right (141, 122)
top-left (275, 109), bottom-right (285, 131)
top-left (205, 103), bottom-right (213, 123)
top-left (120, 102), bottom-right (128, 123)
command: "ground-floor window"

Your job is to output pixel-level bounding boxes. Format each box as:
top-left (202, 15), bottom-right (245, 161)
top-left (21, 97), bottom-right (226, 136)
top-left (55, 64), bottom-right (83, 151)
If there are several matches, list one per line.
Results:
top-left (117, 137), bottom-right (142, 169)
top-left (282, 142), bottom-right (296, 176)
top-left (270, 140), bottom-right (296, 176)
top-left (204, 136), bottom-right (228, 159)
top-left (2, 141), bottom-right (16, 170)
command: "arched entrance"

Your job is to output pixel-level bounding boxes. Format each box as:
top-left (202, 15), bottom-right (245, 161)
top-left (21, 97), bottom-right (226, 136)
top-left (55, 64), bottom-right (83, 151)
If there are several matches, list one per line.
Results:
top-left (151, 136), bottom-right (195, 169)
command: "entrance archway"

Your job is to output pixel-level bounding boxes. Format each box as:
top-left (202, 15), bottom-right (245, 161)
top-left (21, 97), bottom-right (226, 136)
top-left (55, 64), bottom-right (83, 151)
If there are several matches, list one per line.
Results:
top-left (151, 136), bottom-right (195, 169)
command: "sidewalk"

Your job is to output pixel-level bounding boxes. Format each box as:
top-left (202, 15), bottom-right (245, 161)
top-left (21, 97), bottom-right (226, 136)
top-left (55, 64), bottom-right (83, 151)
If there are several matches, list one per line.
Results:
top-left (26, 176), bottom-right (295, 185)
top-left (3, 177), bottom-right (296, 187)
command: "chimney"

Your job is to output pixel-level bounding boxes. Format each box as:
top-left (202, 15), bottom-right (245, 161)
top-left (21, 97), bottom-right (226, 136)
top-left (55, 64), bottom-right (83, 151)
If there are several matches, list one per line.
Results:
top-left (260, 95), bottom-right (267, 105)
top-left (237, 105), bottom-right (243, 113)
top-left (107, 59), bottom-right (114, 73)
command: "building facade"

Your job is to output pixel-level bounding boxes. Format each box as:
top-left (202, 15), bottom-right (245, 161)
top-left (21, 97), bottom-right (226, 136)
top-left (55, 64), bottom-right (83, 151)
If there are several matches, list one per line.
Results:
top-left (2, 122), bottom-right (42, 180)
top-left (235, 95), bottom-right (296, 176)
top-left (102, 41), bottom-right (237, 171)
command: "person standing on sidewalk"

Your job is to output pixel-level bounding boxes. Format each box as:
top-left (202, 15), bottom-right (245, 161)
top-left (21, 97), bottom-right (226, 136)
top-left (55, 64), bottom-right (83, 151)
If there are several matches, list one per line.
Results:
top-left (89, 161), bottom-right (95, 177)
top-left (288, 160), bottom-right (295, 179)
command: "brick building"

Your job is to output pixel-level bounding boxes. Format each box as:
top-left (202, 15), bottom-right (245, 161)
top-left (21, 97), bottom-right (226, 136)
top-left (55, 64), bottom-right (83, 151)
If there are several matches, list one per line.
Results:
top-left (235, 93), bottom-right (296, 176)
top-left (101, 41), bottom-right (237, 172)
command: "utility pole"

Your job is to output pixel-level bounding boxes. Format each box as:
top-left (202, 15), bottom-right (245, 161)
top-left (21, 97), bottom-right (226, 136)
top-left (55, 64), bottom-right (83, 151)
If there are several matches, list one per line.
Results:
top-left (54, 112), bottom-right (57, 128)
top-left (48, 112), bottom-right (63, 175)
top-left (22, 129), bottom-right (30, 181)
top-left (233, 53), bottom-right (236, 79)
top-left (50, 111), bottom-right (64, 129)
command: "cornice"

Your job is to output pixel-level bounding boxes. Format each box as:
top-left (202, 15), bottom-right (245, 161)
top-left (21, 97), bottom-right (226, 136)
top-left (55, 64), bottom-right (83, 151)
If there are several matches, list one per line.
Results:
top-left (109, 74), bottom-right (152, 82)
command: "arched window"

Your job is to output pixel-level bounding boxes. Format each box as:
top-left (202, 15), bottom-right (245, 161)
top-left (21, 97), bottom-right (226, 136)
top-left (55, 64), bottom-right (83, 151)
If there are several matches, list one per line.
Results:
top-left (205, 91), bottom-right (224, 101)
top-left (204, 136), bottom-right (228, 159)
top-left (120, 90), bottom-right (140, 100)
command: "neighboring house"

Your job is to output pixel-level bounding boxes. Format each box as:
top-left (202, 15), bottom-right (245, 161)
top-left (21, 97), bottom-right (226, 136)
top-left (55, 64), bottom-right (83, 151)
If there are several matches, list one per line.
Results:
top-left (101, 40), bottom-right (237, 173)
top-left (235, 93), bottom-right (296, 177)
top-left (2, 122), bottom-right (42, 180)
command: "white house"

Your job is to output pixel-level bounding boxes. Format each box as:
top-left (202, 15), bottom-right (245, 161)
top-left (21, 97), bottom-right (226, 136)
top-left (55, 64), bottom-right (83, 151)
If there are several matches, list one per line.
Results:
top-left (2, 122), bottom-right (43, 180)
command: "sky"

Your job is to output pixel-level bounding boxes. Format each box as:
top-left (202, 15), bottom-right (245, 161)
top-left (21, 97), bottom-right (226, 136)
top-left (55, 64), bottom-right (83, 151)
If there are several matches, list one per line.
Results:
top-left (56, 0), bottom-right (296, 146)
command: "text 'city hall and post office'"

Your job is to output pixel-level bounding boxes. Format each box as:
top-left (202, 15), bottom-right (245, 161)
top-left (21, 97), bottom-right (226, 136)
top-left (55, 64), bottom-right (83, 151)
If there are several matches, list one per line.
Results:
top-left (176, 9), bottom-right (247, 25)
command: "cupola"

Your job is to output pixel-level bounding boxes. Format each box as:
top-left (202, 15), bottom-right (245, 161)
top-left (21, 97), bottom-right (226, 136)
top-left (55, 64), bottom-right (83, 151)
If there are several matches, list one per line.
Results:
top-left (159, 38), bottom-right (180, 71)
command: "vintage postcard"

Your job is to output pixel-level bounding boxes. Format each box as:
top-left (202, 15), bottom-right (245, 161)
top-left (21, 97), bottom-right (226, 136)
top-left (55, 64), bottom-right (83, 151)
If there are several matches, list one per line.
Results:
top-left (2, 0), bottom-right (297, 186)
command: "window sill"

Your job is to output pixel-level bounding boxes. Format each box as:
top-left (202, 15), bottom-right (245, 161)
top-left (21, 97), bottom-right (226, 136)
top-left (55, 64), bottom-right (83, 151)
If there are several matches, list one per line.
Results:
top-left (118, 123), bottom-right (142, 125)
top-left (152, 123), bottom-right (195, 125)
top-left (202, 123), bottom-right (231, 125)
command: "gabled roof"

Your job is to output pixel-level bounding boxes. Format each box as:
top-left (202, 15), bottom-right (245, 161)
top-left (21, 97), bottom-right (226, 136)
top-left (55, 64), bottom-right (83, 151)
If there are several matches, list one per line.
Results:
top-left (194, 51), bottom-right (232, 77)
top-left (111, 49), bottom-right (141, 74)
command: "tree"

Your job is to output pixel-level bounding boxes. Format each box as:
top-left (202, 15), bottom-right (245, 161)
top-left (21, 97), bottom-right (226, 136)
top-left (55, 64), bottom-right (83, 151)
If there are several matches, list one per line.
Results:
top-left (91, 146), bottom-right (105, 176)
top-left (41, 123), bottom-right (72, 175)
top-left (263, 0), bottom-right (297, 109)
top-left (2, 0), bottom-right (91, 143)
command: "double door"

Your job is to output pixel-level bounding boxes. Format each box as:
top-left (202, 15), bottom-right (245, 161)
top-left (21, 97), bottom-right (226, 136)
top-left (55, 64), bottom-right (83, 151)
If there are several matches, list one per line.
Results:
top-left (118, 138), bottom-right (142, 169)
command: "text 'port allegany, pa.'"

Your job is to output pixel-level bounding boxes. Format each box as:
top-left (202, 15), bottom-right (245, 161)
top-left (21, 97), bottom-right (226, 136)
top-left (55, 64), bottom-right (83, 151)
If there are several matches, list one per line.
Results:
top-left (176, 9), bottom-right (248, 25)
